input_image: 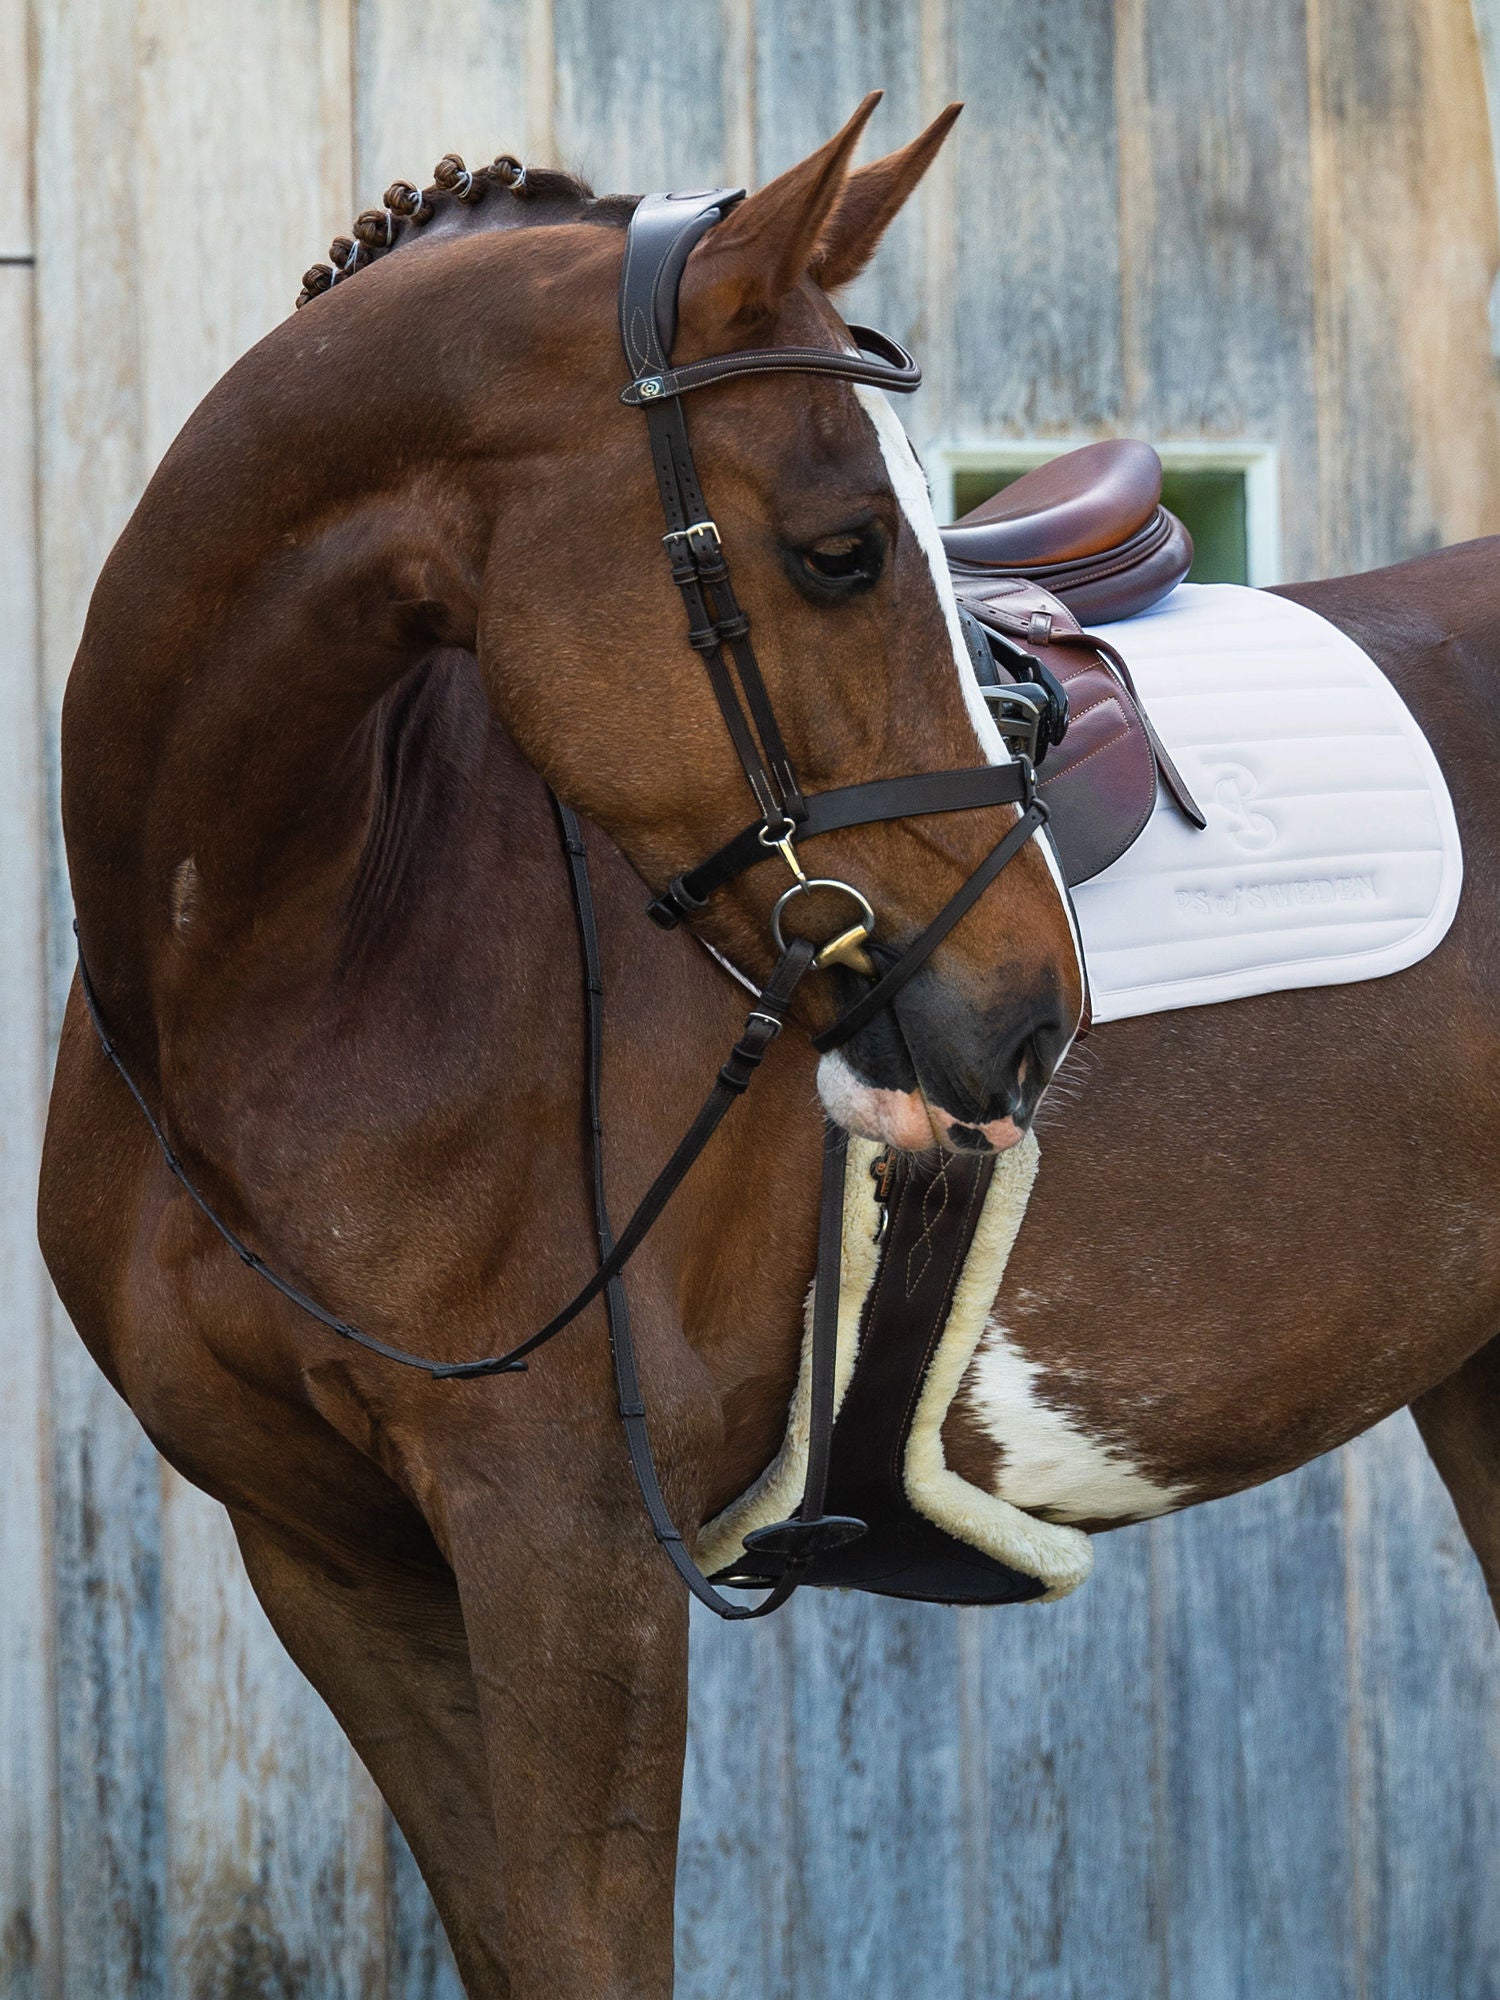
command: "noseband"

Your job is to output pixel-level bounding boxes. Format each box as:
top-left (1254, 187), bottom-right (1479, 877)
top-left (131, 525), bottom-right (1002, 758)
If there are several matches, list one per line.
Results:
top-left (78, 189), bottom-right (1062, 1619)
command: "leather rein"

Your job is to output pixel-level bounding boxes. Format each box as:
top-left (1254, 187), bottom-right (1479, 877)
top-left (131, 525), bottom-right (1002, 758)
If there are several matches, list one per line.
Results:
top-left (77, 187), bottom-right (1059, 1619)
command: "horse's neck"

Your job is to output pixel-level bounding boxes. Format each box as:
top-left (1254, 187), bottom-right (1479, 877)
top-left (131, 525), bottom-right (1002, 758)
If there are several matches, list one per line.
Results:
top-left (63, 306), bottom-right (500, 1038)
top-left (61, 252), bottom-right (820, 1474)
top-left (147, 646), bottom-right (815, 1477)
top-left (132, 649), bottom-right (568, 1158)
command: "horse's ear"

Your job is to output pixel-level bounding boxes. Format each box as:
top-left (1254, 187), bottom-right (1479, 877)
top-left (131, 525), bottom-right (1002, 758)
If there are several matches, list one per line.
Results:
top-left (807, 103), bottom-right (963, 293)
top-left (679, 93), bottom-right (884, 333)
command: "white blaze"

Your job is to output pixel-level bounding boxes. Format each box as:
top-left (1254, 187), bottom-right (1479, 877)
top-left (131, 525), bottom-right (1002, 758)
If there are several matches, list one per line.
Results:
top-left (852, 383), bottom-right (1009, 759)
top-left (848, 383), bottom-right (1085, 1014)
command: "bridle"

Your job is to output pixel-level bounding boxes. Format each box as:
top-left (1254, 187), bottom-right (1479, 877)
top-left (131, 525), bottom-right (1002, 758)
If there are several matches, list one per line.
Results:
top-left (621, 190), bottom-right (1049, 1053)
top-left (77, 187), bottom-right (1064, 1619)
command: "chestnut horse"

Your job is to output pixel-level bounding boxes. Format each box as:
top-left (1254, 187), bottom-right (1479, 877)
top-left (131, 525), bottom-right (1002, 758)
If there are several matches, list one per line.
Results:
top-left (39, 99), bottom-right (1500, 1998)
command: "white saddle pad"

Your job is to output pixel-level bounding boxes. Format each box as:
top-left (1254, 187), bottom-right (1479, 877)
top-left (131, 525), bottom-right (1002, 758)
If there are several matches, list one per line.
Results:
top-left (1076, 583), bottom-right (1463, 1021)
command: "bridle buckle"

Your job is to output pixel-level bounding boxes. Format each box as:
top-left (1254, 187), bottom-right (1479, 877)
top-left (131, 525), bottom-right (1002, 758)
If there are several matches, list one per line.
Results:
top-left (662, 518), bottom-right (722, 567)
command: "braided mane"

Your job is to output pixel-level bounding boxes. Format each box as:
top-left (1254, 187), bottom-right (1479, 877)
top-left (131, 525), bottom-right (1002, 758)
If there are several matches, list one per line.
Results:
top-left (296, 153), bottom-right (638, 309)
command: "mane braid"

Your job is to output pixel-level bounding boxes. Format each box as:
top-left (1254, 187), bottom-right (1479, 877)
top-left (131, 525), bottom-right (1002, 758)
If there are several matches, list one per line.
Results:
top-left (295, 155), bottom-right (636, 309)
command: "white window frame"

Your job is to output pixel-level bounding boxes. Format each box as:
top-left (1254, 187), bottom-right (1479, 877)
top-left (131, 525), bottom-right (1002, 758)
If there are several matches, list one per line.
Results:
top-left (927, 439), bottom-right (1283, 588)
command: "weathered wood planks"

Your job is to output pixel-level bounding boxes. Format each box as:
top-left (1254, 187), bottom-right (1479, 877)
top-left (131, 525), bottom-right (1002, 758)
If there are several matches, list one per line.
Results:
top-left (1115, 0), bottom-right (1322, 580)
top-left (0, 24), bottom-right (57, 1975)
top-left (0, 0), bottom-right (31, 262)
top-left (1309, 0), bottom-right (1500, 572)
top-left (945, 0), bottom-right (1125, 442)
top-left (11, 4), bottom-right (1500, 1996)
top-left (354, 0), bottom-right (539, 216)
top-left (1346, 1413), bottom-right (1500, 2000)
top-left (678, 1612), bottom-right (801, 2000)
top-left (552, 0), bottom-right (730, 193)
top-left (31, 0), bottom-right (170, 1987)
top-left (752, 0), bottom-right (931, 350)
top-left (0, 8), bottom-right (52, 1992)
top-left (1153, 1460), bottom-right (1359, 2000)
top-left (964, 1533), bottom-right (1156, 2000)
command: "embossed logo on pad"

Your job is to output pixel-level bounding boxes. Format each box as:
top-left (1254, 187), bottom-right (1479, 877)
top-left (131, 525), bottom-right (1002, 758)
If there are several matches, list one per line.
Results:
top-left (1208, 761), bottom-right (1277, 853)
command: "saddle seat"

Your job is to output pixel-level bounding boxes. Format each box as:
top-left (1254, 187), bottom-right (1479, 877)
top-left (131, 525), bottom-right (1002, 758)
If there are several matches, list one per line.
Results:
top-left (940, 438), bottom-right (1192, 626)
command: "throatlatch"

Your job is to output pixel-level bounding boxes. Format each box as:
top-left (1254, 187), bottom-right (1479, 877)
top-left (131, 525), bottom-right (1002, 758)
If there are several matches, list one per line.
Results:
top-left (77, 185), bottom-right (1067, 1620)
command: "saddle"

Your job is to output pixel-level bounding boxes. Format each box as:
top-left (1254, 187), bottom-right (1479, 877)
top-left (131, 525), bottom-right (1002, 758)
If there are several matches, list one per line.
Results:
top-left (943, 439), bottom-right (1206, 882)
top-left (941, 438), bottom-right (1192, 623)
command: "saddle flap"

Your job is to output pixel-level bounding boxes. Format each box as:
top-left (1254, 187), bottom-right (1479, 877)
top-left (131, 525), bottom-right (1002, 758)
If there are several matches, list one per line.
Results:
top-left (957, 576), bottom-right (1161, 884)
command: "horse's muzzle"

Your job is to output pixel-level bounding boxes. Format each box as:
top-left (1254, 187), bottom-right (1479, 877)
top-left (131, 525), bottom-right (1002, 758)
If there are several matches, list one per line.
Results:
top-left (816, 975), bottom-right (1070, 1155)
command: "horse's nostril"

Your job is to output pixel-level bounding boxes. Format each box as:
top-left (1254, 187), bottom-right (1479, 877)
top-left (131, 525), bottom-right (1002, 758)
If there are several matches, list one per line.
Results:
top-left (943, 1121), bottom-right (997, 1154)
top-left (1014, 1032), bottom-right (1050, 1105)
top-left (940, 1025), bottom-right (1059, 1138)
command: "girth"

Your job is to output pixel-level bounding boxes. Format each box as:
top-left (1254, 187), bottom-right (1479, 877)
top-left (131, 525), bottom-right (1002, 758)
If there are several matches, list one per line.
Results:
top-left (714, 1146), bottom-right (1047, 1604)
top-left (76, 184), bottom-right (1070, 1622)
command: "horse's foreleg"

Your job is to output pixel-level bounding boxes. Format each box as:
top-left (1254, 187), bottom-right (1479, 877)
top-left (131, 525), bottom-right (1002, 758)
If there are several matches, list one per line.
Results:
top-left (429, 1440), bottom-right (691, 2000)
top-left (229, 1510), bottom-right (510, 1995)
top-left (1410, 1336), bottom-right (1500, 1621)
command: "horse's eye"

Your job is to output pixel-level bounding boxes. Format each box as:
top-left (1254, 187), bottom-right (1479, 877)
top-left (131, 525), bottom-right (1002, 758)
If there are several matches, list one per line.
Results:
top-left (805, 535), bottom-right (867, 580)
top-left (788, 523), bottom-right (885, 599)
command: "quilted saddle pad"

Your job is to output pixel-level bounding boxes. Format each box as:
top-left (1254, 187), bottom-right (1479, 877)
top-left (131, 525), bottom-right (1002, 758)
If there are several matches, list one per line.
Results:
top-left (1076, 583), bottom-right (1463, 1022)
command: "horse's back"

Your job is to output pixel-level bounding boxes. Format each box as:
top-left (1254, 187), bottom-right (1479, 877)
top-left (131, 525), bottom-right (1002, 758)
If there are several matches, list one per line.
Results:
top-left (1279, 535), bottom-right (1500, 714)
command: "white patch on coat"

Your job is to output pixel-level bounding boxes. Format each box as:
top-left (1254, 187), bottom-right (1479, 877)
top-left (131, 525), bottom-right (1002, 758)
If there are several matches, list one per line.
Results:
top-left (850, 384), bottom-right (1085, 1015)
top-left (964, 1319), bottom-right (1191, 1523)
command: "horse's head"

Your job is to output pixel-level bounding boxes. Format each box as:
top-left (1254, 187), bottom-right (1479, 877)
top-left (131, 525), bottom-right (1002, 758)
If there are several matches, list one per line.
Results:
top-left (462, 97), bottom-right (1084, 1153)
top-left (353, 100), bottom-right (1083, 1153)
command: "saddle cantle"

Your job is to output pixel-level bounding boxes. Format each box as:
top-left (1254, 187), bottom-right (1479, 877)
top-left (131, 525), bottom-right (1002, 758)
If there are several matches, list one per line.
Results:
top-left (943, 441), bottom-right (1205, 884)
top-left (940, 438), bottom-right (1193, 626)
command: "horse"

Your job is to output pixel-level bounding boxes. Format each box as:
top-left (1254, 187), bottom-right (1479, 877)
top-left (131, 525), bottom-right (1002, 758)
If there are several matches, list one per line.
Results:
top-left (38, 95), bottom-right (1500, 1998)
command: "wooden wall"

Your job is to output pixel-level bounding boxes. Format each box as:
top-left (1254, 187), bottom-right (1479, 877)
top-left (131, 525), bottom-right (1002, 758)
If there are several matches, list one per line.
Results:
top-left (4, 3), bottom-right (1500, 1995)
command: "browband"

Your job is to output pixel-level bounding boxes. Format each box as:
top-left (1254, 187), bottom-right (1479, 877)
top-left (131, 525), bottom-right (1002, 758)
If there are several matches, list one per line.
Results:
top-left (617, 187), bottom-right (920, 406)
top-left (620, 325), bottom-right (921, 405)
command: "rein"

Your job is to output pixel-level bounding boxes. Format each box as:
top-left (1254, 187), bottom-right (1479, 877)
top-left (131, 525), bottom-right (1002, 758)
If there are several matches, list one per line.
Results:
top-left (77, 187), bottom-right (1057, 1618)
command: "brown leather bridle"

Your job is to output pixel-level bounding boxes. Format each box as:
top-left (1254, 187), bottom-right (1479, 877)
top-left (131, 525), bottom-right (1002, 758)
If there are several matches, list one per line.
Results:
top-left (78, 188), bottom-right (1068, 1619)
top-left (621, 189), bottom-right (1050, 1055)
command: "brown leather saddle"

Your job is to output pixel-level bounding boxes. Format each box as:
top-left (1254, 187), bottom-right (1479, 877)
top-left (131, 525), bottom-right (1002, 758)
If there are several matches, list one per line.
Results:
top-left (943, 439), bottom-right (1206, 883)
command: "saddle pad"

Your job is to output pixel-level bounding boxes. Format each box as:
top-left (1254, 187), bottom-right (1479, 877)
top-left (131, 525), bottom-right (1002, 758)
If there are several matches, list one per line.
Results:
top-left (1076, 583), bottom-right (1463, 1021)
